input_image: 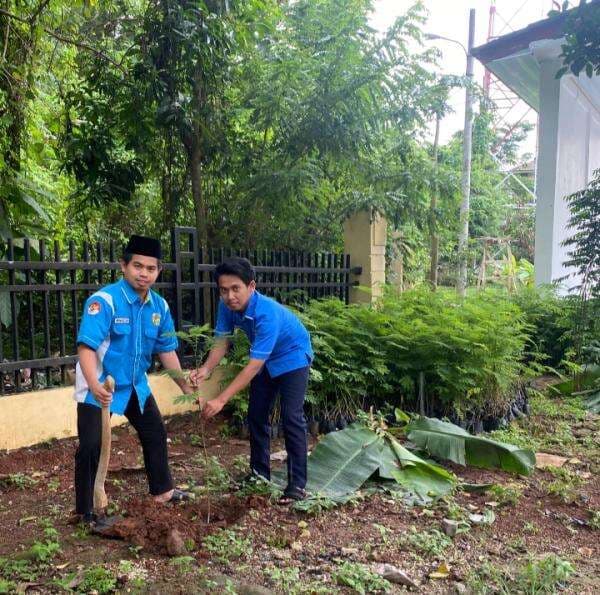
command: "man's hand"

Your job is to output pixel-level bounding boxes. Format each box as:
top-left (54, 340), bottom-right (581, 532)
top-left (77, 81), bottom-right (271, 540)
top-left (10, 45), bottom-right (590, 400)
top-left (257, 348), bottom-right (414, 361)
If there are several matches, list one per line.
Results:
top-left (189, 366), bottom-right (210, 386)
top-left (181, 383), bottom-right (195, 396)
top-left (91, 381), bottom-right (113, 407)
top-left (200, 395), bottom-right (226, 419)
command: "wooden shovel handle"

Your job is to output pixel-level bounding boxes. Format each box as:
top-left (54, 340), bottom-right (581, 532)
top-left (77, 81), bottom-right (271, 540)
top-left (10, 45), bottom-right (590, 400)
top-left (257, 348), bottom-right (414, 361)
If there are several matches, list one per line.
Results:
top-left (93, 375), bottom-right (114, 513)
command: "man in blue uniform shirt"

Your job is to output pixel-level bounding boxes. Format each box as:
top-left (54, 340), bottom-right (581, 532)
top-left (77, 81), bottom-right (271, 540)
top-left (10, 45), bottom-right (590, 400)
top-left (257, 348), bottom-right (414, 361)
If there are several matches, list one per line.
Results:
top-left (74, 235), bottom-right (193, 524)
top-left (190, 257), bottom-right (312, 503)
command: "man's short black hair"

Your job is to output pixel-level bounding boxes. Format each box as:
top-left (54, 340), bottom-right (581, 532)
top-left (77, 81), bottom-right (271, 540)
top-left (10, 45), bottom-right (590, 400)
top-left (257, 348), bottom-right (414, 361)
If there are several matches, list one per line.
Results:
top-left (214, 257), bottom-right (255, 285)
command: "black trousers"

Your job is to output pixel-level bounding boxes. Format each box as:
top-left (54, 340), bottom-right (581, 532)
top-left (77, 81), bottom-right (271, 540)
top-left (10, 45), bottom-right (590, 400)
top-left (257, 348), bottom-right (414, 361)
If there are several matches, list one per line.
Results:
top-left (74, 392), bottom-right (173, 515)
top-left (248, 365), bottom-right (309, 490)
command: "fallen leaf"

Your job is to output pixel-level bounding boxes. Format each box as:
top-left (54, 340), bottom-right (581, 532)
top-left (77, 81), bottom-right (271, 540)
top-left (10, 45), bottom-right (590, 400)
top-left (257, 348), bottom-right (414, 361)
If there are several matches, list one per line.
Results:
top-left (429, 562), bottom-right (450, 579)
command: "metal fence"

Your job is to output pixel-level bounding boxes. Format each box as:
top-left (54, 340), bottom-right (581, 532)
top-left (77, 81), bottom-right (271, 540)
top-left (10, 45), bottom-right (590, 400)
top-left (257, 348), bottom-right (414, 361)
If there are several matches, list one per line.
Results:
top-left (0, 227), bottom-right (357, 394)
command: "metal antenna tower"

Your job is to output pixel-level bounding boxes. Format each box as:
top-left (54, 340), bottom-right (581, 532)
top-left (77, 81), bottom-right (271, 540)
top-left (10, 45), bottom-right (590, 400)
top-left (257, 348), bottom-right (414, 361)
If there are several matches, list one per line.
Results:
top-left (483, 1), bottom-right (553, 166)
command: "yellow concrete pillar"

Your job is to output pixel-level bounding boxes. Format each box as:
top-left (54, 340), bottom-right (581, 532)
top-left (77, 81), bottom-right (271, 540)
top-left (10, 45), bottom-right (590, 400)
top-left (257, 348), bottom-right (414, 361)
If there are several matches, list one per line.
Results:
top-left (343, 209), bottom-right (387, 304)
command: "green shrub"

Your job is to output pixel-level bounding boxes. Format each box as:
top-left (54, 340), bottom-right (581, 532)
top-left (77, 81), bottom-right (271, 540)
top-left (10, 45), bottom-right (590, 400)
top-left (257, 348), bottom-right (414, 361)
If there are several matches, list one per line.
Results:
top-left (509, 285), bottom-right (576, 368)
top-left (299, 288), bottom-right (531, 418)
top-left (217, 287), bottom-right (535, 420)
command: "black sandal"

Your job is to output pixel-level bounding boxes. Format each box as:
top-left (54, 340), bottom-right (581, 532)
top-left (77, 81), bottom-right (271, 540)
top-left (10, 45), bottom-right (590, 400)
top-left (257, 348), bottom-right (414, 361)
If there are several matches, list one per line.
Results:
top-left (278, 486), bottom-right (307, 505)
top-left (168, 488), bottom-right (193, 503)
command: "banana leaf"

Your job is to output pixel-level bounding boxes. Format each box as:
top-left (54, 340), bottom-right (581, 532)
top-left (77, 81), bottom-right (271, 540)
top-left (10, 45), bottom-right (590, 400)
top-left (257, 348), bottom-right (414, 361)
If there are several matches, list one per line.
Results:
top-left (305, 426), bottom-right (384, 498)
top-left (406, 417), bottom-right (535, 476)
top-left (385, 437), bottom-right (456, 498)
top-left (305, 424), bottom-right (456, 500)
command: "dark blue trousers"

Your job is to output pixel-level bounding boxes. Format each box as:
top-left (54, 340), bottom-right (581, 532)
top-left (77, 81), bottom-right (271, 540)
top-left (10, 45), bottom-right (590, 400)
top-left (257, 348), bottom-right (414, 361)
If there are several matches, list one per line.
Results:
top-left (248, 365), bottom-right (309, 491)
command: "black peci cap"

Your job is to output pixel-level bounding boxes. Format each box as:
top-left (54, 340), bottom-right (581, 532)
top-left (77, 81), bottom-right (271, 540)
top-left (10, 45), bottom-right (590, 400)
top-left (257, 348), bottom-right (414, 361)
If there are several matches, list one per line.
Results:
top-left (124, 235), bottom-right (162, 259)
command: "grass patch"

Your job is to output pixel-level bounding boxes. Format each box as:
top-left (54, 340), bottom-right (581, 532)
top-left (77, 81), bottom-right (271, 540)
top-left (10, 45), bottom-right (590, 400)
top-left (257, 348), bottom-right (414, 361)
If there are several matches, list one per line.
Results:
top-left (333, 562), bottom-right (391, 594)
top-left (202, 529), bottom-right (251, 564)
top-left (400, 526), bottom-right (452, 558)
top-left (467, 555), bottom-right (574, 594)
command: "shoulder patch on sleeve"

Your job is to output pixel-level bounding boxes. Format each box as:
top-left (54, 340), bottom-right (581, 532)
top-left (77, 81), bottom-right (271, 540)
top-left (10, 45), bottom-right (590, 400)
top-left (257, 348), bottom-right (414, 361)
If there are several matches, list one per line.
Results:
top-left (87, 301), bottom-right (102, 315)
top-left (90, 290), bottom-right (115, 315)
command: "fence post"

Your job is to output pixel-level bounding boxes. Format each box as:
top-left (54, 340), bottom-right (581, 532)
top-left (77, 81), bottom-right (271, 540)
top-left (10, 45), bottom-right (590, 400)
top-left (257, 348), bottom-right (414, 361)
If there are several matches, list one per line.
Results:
top-left (343, 209), bottom-right (387, 304)
top-left (171, 228), bottom-right (183, 334)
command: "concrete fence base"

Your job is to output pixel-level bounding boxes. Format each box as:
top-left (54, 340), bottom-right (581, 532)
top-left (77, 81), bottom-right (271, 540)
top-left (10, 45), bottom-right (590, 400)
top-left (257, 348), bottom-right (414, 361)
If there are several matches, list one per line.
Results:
top-left (0, 372), bottom-right (223, 451)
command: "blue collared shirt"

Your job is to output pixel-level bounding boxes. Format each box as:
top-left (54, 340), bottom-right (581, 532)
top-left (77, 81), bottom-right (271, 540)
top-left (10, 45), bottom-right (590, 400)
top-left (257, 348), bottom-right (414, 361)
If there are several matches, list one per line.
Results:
top-left (215, 291), bottom-right (312, 377)
top-left (74, 279), bottom-right (178, 414)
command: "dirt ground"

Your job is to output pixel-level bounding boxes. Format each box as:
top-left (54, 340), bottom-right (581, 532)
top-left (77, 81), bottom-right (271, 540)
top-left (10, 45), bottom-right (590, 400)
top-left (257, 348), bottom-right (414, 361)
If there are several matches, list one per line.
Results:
top-left (0, 392), bottom-right (598, 594)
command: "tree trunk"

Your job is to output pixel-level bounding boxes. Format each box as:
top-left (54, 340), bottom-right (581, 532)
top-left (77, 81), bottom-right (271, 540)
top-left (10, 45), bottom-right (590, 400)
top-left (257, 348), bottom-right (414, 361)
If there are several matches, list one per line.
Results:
top-left (189, 142), bottom-right (209, 251)
top-left (429, 114), bottom-right (440, 289)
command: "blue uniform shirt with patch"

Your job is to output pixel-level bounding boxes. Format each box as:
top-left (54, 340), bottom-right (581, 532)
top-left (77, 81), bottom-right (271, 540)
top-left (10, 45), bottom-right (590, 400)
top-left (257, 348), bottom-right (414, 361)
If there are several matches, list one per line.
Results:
top-left (215, 291), bottom-right (312, 377)
top-left (74, 279), bottom-right (178, 414)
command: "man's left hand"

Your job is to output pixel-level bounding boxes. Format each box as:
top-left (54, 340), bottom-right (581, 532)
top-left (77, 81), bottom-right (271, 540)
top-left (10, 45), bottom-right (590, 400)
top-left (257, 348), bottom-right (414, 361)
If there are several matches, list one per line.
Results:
top-left (201, 396), bottom-right (226, 419)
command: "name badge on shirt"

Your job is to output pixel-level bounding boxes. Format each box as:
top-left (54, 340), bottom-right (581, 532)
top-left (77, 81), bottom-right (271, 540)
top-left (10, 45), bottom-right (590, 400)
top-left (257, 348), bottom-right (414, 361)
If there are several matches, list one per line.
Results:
top-left (114, 317), bottom-right (130, 324)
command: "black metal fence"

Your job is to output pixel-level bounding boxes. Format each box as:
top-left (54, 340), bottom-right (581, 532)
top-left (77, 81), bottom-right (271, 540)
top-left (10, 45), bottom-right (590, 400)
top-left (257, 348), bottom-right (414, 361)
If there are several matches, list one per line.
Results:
top-left (0, 227), bottom-right (357, 394)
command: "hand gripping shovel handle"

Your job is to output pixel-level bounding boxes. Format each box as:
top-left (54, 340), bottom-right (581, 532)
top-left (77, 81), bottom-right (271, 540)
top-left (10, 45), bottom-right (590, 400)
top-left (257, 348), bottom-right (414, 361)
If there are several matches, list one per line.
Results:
top-left (93, 375), bottom-right (114, 514)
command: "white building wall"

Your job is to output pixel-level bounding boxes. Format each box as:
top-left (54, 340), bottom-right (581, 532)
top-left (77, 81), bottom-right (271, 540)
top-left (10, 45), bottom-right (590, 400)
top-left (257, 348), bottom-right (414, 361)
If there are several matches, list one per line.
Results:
top-left (534, 44), bottom-right (600, 291)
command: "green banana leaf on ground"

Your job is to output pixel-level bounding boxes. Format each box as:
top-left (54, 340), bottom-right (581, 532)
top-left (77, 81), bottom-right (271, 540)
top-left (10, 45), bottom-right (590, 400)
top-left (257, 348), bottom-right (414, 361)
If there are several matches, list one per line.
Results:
top-left (405, 417), bottom-right (536, 476)
top-left (303, 424), bottom-right (456, 501)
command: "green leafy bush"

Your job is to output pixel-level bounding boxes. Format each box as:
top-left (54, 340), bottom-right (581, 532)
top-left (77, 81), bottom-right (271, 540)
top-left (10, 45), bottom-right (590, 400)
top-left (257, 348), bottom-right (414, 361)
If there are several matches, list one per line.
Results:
top-left (509, 285), bottom-right (576, 368)
top-left (216, 287), bottom-right (538, 421)
top-left (298, 288), bottom-right (531, 418)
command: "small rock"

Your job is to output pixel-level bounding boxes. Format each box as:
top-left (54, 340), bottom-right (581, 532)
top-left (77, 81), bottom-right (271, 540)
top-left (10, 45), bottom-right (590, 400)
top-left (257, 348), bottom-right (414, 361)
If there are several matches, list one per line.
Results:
top-left (341, 547), bottom-right (359, 556)
top-left (442, 519), bottom-right (459, 537)
top-left (297, 520), bottom-right (308, 529)
top-left (453, 582), bottom-right (468, 594)
top-left (270, 450), bottom-right (287, 462)
top-left (535, 453), bottom-right (568, 469)
top-left (166, 529), bottom-right (186, 557)
top-left (373, 563), bottom-right (418, 589)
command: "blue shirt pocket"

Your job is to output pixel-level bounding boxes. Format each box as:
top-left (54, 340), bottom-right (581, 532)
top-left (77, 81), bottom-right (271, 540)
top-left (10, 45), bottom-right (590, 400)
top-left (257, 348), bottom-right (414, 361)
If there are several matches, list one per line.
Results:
top-left (143, 326), bottom-right (159, 353)
top-left (110, 323), bottom-right (131, 354)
